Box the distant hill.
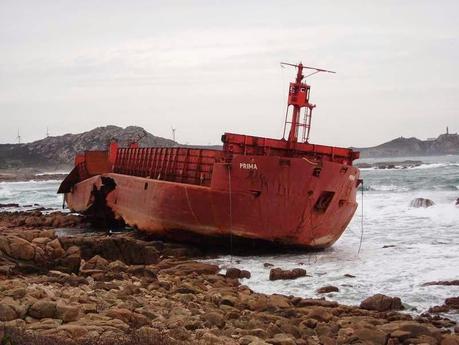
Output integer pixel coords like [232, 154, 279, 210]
[0, 126, 177, 169]
[2, 125, 458, 169]
[356, 133, 459, 158]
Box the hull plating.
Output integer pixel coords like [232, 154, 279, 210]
[65, 155, 359, 248]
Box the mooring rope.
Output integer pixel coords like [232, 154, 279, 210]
[228, 165, 233, 263]
[358, 180, 364, 254]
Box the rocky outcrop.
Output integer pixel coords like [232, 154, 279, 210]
[0, 211, 83, 229]
[357, 133, 459, 158]
[316, 286, 339, 294]
[423, 280, 459, 286]
[269, 267, 307, 281]
[0, 213, 458, 345]
[225, 267, 251, 279]
[360, 294, 403, 312]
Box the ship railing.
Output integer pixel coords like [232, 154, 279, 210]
[113, 147, 224, 186]
[222, 132, 359, 164]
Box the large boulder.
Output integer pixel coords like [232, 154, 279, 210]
[81, 255, 109, 271]
[360, 294, 403, 311]
[269, 268, 306, 281]
[410, 198, 435, 208]
[160, 261, 219, 275]
[45, 238, 65, 259]
[0, 302, 18, 321]
[316, 285, 339, 294]
[445, 296, 459, 309]
[225, 267, 251, 279]
[0, 236, 36, 260]
[55, 246, 81, 273]
[56, 302, 80, 322]
[29, 300, 57, 319]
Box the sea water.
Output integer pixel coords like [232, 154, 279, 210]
[0, 156, 458, 318]
[205, 155, 459, 319]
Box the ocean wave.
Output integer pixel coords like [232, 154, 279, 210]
[35, 171, 69, 176]
[358, 162, 459, 171]
[361, 184, 409, 192]
[0, 179, 61, 185]
[407, 162, 459, 170]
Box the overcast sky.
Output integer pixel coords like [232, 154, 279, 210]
[1, 0, 458, 147]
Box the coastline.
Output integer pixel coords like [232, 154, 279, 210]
[0, 211, 458, 344]
[0, 169, 68, 183]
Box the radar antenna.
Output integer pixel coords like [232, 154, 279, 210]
[281, 62, 335, 143]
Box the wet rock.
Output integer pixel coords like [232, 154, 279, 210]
[226, 267, 251, 279]
[160, 261, 219, 275]
[344, 274, 356, 278]
[269, 268, 306, 281]
[360, 294, 403, 311]
[264, 263, 274, 268]
[423, 280, 459, 286]
[445, 297, 459, 309]
[59, 235, 161, 265]
[410, 198, 435, 208]
[0, 203, 19, 208]
[428, 305, 450, 313]
[316, 285, 339, 294]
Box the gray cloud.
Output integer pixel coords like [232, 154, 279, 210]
[1, 0, 458, 146]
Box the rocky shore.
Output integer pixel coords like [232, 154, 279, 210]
[1, 211, 458, 345]
[0, 169, 68, 183]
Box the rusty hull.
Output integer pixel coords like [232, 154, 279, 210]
[65, 154, 359, 249]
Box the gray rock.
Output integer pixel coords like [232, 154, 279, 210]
[410, 198, 435, 208]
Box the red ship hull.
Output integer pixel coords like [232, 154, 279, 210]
[60, 134, 360, 248]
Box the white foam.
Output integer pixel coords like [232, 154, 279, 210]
[0, 180, 62, 210]
[35, 171, 69, 176]
[369, 184, 409, 192]
[202, 160, 459, 320]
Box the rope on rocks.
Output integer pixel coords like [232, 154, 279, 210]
[358, 180, 364, 254]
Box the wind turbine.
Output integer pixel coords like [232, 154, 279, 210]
[171, 126, 176, 142]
